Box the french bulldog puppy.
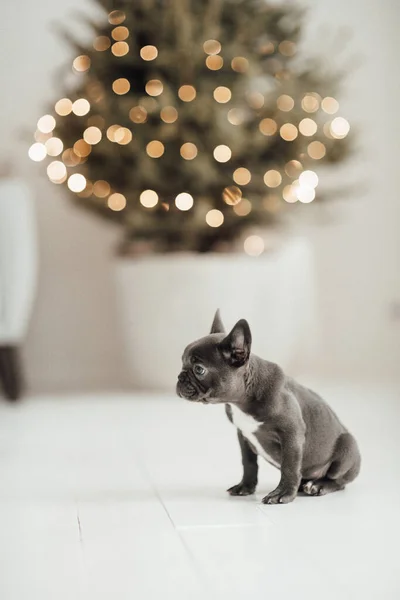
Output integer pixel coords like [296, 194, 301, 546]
[177, 310, 361, 504]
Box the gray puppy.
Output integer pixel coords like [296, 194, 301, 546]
[177, 310, 361, 504]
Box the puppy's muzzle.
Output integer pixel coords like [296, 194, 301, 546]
[177, 370, 199, 400]
[178, 371, 187, 384]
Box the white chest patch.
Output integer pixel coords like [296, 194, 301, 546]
[229, 404, 280, 469]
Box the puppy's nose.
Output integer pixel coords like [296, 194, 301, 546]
[178, 371, 187, 383]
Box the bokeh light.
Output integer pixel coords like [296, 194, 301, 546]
[299, 170, 318, 188]
[129, 106, 148, 123]
[106, 125, 121, 143]
[301, 94, 320, 113]
[108, 10, 126, 25]
[278, 40, 296, 56]
[73, 139, 91, 157]
[180, 143, 198, 160]
[206, 55, 223, 70]
[213, 86, 231, 103]
[246, 92, 264, 110]
[178, 85, 196, 102]
[112, 26, 129, 41]
[283, 184, 298, 203]
[37, 115, 56, 133]
[259, 41, 275, 55]
[55, 98, 72, 116]
[307, 141, 326, 159]
[330, 117, 350, 138]
[93, 36, 111, 51]
[73, 55, 91, 72]
[111, 42, 129, 57]
[47, 161, 66, 182]
[68, 173, 87, 192]
[146, 140, 165, 158]
[114, 127, 132, 145]
[140, 189, 159, 208]
[280, 123, 298, 141]
[277, 95, 294, 111]
[72, 99, 90, 116]
[244, 235, 265, 256]
[323, 122, 333, 139]
[228, 109, 245, 125]
[203, 39, 221, 55]
[299, 118, 317, 136]
[285, 160, 302, 178]
[146, 79, 163, 96]
[233, 199, 252, 216]
[213, 145, 232, 162]
[62, 149, 80, 167]
[45, 137, 63, 156]
[231, 57, 249, 72]
[93, 180, 111, 198]
[83, 126, 102, 145]
[264, 170, 282, 188]
[259, 118, 277, 136]
[223, 186, 242, 205]
[206, 209, 224, 227]
[296, 186, 316, 203]
[175, 192, 194, 211]
[140, 45, 158, 61]
[108, 193, 126, 211]
[113, 78, 130, 95]
[233, 168, 251, 185]
[28, 142, 47, 162]
[321, 97, 339, 114]
[160, 106, 178, 123]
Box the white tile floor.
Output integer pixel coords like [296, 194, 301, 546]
[0, 381, 399, 599]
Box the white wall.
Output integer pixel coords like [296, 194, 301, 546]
[300, 0, 400, 379]
[0, 0, 399, 391]
[1, 0, 128, 391]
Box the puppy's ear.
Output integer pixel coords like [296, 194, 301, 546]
[219, 319, 252, 367]
[210, 309, 225, 334]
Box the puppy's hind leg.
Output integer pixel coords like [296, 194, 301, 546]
[303, 433, 361, 497]
[326, 432, 361, 485]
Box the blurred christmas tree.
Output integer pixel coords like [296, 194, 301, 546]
[30, 0, 352, 254]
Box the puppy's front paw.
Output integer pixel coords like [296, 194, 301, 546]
[227, 482, 257, 496]
[262, 486, 297, 505]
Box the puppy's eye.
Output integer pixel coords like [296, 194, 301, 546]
[194, 365, 206, 376]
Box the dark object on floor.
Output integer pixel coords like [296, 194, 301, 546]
[0, 346, 23, 401]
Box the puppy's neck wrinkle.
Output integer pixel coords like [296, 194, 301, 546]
[244, 355, 284, 403]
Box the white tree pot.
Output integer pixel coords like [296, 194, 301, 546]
[114, 238, 316, 391]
